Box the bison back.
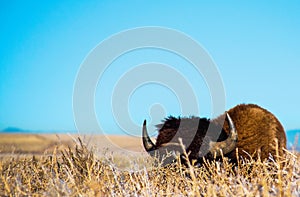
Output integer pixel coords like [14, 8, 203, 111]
[218, 104, 286, 160]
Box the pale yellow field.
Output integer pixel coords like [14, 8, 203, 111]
[0, 134, 299, 196]
[0, 133, 143, 155]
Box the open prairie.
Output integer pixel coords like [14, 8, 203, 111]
[0, 133, 299, 196]
[0, 133, 143, 156]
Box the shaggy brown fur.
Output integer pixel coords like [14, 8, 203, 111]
[153, 104, 286, 163]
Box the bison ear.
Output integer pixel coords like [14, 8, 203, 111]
[209, 113, 238, 157]
[142, 120, 157, 152]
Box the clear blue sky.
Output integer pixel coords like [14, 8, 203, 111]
[0, 1, 299, 135]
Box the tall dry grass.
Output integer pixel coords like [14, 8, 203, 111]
[0, 138, 299, 196]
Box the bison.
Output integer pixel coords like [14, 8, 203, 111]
[142, 104, 286, 165]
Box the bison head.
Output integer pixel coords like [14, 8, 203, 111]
[142, 113, 238, 165]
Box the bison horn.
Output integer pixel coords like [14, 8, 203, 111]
[142, 120, 157, 152]
[209, 113, 238, 157]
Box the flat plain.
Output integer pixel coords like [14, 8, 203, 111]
[0, 133, 143, 156]
[0, 133, 299, 196]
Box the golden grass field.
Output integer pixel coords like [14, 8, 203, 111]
[0, 133, 299, 196]
[0, 133, 143, 155]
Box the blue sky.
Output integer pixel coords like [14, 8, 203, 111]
[0, 1, 299, 135]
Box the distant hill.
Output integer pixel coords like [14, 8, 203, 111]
[1, 127, 26, 133]
[1, 127, 75, 134]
